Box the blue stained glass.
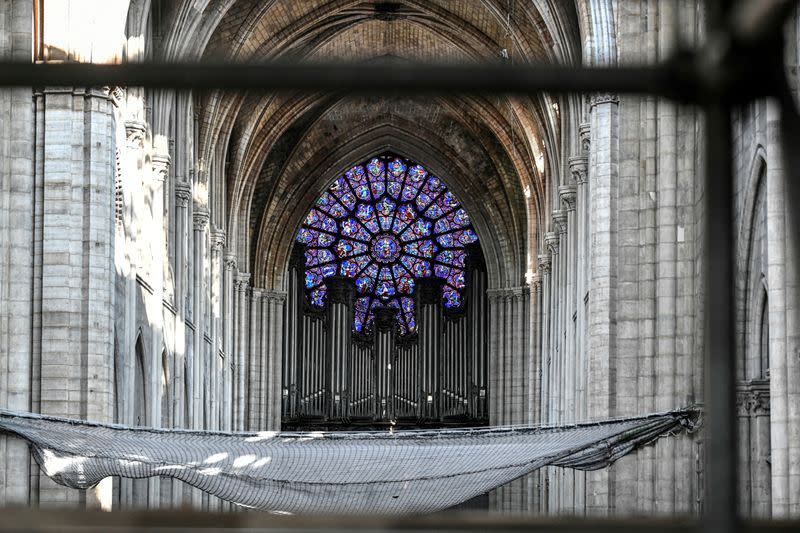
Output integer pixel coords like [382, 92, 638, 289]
[407, 165, 426, 182]
[386, 180, 402, 199]
[310, 287, 326, 307]
[335, 239, 368, 258]
[367, 158, 384, 176]
[296, 154, 478, 332]
[355, 204, 380, 234]
[340, 255, 370, 277]
[424, 203, 444, 219]
[388, 158, 406, 177]
[341, 218, 372, 241]
[305, 248, 335, 267]
[370, 176, 385, 199]
[436, 249, 467, 267]
[443, 288, 461, 308]
[412, 219, 432, 237]
[448, 269, 466, 289]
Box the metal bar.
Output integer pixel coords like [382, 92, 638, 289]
[703, 100, 738, 533]
[0, 61, 700, 100]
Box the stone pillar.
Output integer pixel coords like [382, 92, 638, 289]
[587, 91, 619, 515]
[209, 229, 225, 430]
[264, 290, 287, 430]
[0, 0, 34, 507]
[487, 285, 530, 512]
[248, 288, 263, 430]
[569, 148, 589, 514]
[417, 277, 443, 421]
[234, 272, 251, 431]
[174, 182, 191, 432]
[222, 253, 236, 430]
[34, 87, 117, 507]
[325, 277, 354, 420]
[191, 208, 209, 431]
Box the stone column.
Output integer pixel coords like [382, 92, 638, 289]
[222, 254, 236, 430]
[569, 148, 588, 513]
[191, 208, 209, 431]
[234, 272, 251, 431]
[248, 288, 263, 430]
[325, 277, 355, 420]
[587, 91, 619, 515]
[35, 87, 117, 507]
[209, 229, 225, 430]
[544, 231, 560, 426]
[0, 0, 34, 507]
[264, 290, 287, 430]
[174, 182, 191, 431]
[417, 278, 443, 421]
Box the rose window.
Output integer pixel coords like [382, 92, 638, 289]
[296, 154, 478, 334]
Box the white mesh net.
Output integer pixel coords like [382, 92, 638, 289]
[0, 409, 697, 514]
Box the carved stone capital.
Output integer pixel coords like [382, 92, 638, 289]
[530, 273, 542, 292]
[544, 231, 560, 255]
[250, 288, 264, 302]
[263, 289, 288, 303]
[568, 155, 589, 185]
[417, 276, 445, 306]
[326, 276, 355, 306]
[235, 272, 251, 292]
[558, 184, 577, 211]
[579, 122, 591, 154]
[192, 209, 209, 231]
[223, 253, 237, 271]
[589, 92, 619, 108]
[552, 210, 568, 235]
[151, 153, 170, 183]
[537, 253, 552, 275]
[124, 119, 147, 148]
[175, 182, 191, 207]
[211, 229, 226, 251]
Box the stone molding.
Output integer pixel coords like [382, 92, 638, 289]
[175, 182, 191, 207]
[735, 380, 771, 416]
[544, 231, 560, 255]
[192, 209, 209, 230]
[552, 210, 568, 235]
[486, 286, 530, 302]
[589, 92, 619, 108]
[530, 273, 542, 292]
[262, 289, 288, 303]
[579, 122, 591, 153]
[568, 155, 588, 185]
[250, 288, 264, 302]
[558, 184, 577, 211]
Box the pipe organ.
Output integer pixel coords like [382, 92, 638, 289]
[282, 244, 489, 429]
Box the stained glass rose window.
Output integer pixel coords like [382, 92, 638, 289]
[296, 154, 478, 334]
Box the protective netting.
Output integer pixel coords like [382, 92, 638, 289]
[0, 408, 697, 515]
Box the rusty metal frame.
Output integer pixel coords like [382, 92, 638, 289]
[0, 0, 799, 531]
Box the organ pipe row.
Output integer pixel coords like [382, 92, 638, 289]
[282, 245, 489, 428]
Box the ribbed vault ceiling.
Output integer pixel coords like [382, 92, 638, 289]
[148, 0, 582, 289]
